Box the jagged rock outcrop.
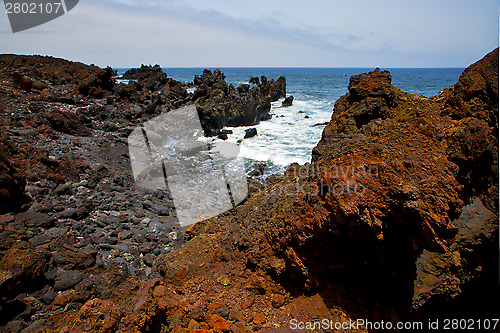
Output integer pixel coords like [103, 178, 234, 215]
[122, 64, 168, 92]
[281, 95, 293, 107]
[159, 48, 499, 327]
[0, 50, 497, 332]
[194, 69, 286, 135]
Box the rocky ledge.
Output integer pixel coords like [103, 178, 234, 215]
[0, 49, 498, 332]
[193, 69, 286, 136]
[0, 54, 285, 332]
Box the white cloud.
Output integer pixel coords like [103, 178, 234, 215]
[0, 0, 497, 67]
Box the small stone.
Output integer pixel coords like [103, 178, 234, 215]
[230, 322, 249, 333]
[198, 322, 210, 330]
[52, 290, 75, 309]
[187, 319, 199, 331]
[252, 313, 266, 325]
[143, 253, 156, 267]
[16, 210, 53, 228]
[240, 296, 254, 310]
[74, 180, 89, 188]
[40, 289, 58, 305]
[141, 241, 158, 254]
[217, 274, 231, 286]
[29, 233, 52, 246]
[208, 314, 232, 332]
[55, 208, 78, 220]
[109, 211, 121, 217]
[53, 270, 86, 292]
[54, 184, 72, 196]
[271, 294, 285, 308]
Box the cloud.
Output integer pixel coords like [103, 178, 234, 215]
[0, 0, 497, 67]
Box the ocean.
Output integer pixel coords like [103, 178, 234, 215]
[117, 68, 464, 176]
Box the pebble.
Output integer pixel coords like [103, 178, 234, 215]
[271, 294, 285, 308]
[143, 253, 156, 267]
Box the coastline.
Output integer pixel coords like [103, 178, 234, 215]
[0, 50, 498, 332]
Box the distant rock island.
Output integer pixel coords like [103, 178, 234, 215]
[0, 49, 498, 332]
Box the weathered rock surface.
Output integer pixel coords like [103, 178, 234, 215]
[0, 131, 26, 213]
[159, 48, 498, 328]
[0, 50, 497, 332]
[194, 69, 286, 135]
[244, 128, 257, 139]
[281, 95, 293, 107]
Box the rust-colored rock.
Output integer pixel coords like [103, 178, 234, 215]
[208, 314, 232, 332]
[0, 49, 496, 332]
[252, 313, 266, 325]
[0, 242, 51, 296]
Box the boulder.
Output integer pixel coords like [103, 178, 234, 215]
[194, 70, 285, 135]
[244, 128, 257, 139]
[281, 95, 294, 107]
[76, 67, 115, 98]
[0, 243, 51, 297]
[45, 110, 90, 136]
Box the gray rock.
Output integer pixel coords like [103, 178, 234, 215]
[16, 210, 53, 228]
[29, 234, 52, 246]
[40, 289, 58, 305]
[54, 183, 72, 196]
[130, 216, 141, 225]
[54, 270, 86, 292]
[55, 208, 78, 219]
[143, 253, 156, 267]
[148, 221, 169, 233]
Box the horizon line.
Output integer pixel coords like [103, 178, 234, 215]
[114, 66, 466, 69]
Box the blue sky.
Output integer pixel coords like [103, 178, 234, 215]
[0, 0, 498, 67]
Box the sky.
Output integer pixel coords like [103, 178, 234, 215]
[0, 0, 498, 68]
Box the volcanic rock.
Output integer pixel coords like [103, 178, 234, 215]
[244, 127, 257, 139]
[0, 132, 26, 214]
[281, 95, 294, 107]
[194, 70, 285, 135]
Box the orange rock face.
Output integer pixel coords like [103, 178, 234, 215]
[0, 49, 497, 332]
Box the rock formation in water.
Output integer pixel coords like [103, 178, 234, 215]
[193, 69, 286, 136]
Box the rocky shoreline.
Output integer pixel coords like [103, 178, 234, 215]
[0, 49, 498, 332]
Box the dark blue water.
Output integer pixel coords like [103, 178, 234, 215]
[116, 67, 464, 174]
[117, 67, 463, 99]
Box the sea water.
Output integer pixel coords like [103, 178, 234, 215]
[117, 68, 464, 176]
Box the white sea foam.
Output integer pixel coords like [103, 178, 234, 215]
[201, 98, 333, 176]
